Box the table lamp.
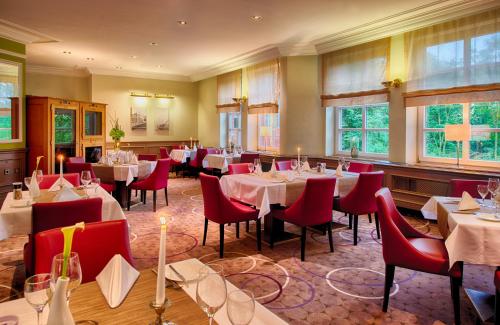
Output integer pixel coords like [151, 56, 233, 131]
[444, 124, 471, 167]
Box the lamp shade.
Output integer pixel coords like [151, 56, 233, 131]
[444, 124, 471, 141]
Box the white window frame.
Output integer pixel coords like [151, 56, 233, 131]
[333, 103, 389, 158]
[418, 103, 500, 168]
[227, 111, 242, 147]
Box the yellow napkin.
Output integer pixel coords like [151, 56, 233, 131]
[458, 191, 480, 211]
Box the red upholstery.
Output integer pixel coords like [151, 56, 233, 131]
[138, 154, 157, 161]
[38, 173, 81, 189]
[65, 162, 116, 193]
[128, 159, 170, 211]
[34, 220, 134, 284]
[161, 147, 182, 167]
[207, 148, 219, 154]
[68, 156, 85, 163]
[375, 188, 462, 323]
[347, 162, 373, 173]
[240, 153, 259, 164]
[24, 198, 102, 276]
[228, 163, 251, 175]
[449, 179, 489, 199]
[276, 160, 292, 171]
[199, 173, 260, 257]
[496, 269, 500, 325]
[496, 269, 500, 291]
[189, 149, 207, 168]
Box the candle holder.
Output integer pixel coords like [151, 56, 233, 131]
[150, 299, 175, 325]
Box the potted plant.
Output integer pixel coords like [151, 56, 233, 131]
[109, 114, 125, 150]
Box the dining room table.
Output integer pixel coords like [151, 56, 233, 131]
[170, 149, 196, 163]
[220, 169, 359, 244]
[0, 185, 126, 241]
[203, 153, 241, 174]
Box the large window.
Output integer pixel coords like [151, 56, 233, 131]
[227, 112, 241, 146]
[419, 102, 499, 165]
[258, 113, 280, 152]
[0, 82, 14, 140]
[336, 103, 389, 156]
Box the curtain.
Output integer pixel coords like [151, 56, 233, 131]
[406, 9, 500, 92]
[321, 38, 390, 107]
[216, 70, 242, 113]
[247, 59, 280, 114]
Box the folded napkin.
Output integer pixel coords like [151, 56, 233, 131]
[48, 177, 75, 192]
[29, 171, 40, 198]
[184, 145, 189, 150]
[335, 164, 343, 177]
[458, 191, 480, 211]
[270, 159, 277, 174]
[302, 161, 311, 171]
[193, 144, 197, 151]
[130, 154, 138, 164]
[255, 164, 263, 175]
[222, 149, 228, 156]
[96, 254, 139, 308]
[52, 187, 81, 202]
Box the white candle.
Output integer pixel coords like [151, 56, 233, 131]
[190, 137, 193, 148]
[156, 217, 167, 305]
[297, 147, 301, 165]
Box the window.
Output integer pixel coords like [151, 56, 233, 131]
[335, 103, 389, 156]
[258, 113, 280, 152]
[227, 112, 241, 146]
[0, 82, 14, 140]
[419, 101, 499, 165]
[54, 109, 76, 144]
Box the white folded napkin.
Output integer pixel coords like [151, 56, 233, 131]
[96, 254, 139, 308]
[255, 164, 263, 175]
[130, 155, 139, 164]
[52, 187, 80, 202]
[222, 149, 227, 157]
[193, 144, 197, 151]
[302, 161, 311, 171]
[335, 164, 343, 177]
[458, 191, 480, 211]
[184, 145, 189, 150]
[270, 159, 277, 174]
[48, 177, 74, 192]
[29, 171, 40, 198]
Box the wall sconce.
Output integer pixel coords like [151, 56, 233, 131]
[381, 78, 402, 89]
[130, 91, 152, 97]
[232, 96, 248, 104]
[154, 93, 175, 99]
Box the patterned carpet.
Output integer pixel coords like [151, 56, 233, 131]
[0, 177, 496, 324]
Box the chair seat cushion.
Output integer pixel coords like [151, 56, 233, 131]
[408, 238, 449, 260]
[170, 160, 182, 166]
[100, 182, 115, 193]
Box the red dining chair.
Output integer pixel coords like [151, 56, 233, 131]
[375, 188, 462, 325]
[270, 178, 336, 261]
[449, 179, 489, 199]
[347, 162, 374, 173]
[68, 156, 85, 163]
[34, 220, 134, 284]
[65, 162, 116, 194]
[276, 160, 292, 171]
[189, 148, 208, 178]
[38, 173, 81, 190]
[161, 147, 183, 174]
[128, 159, 171, 212]
[24, 198, 102, 276]
[228, 163, 251, 175]
[207, 148, 219, 154]
[333, 171, 384, 245]
[199, 173, 261, 258]
[495, 269, 500, 325]
[240, 153, 259, 164]
[138, 154, 157, 161]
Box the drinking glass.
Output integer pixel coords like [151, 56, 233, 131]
[50, 252, 82, 299]
[35, 170, 43, 184]
[291, 159, 298, 172]
[248, 163, 255, 174]
[227, 289, 255, 325]
[488, 178, 499, 207]
[339, 157, 345, 168]
[196, 264, 227, 325]
[344, 160, 351, 172]
[24, 176, 32, 191]
[477, 184, 489, 206]
[91, 178, 101, 194]
[81, 170, 92, 188]
[24, 273, 51, 325]
[253, 159, 261, 174]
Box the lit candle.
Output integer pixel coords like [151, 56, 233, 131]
[58, 154, 63, 179]
[297, 147, 301, 165]
[190, 137, 193, 148]
[156, 216, 167, 305]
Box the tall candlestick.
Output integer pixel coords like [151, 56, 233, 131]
[58, 155, 63, 179]
[156, 217, 167, 305]
[297, 147, 301, 165]
[190, 137, 193, 149]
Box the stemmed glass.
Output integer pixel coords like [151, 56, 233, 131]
[300, 156, 308, 170]
[488, 178, 499, 208]
[291, 159, 298, 172]
[81, 170, 92, 188]
[91, 178, 101, 195]
[253, 159, 261, 174]
[248, 163, 255, 174]
[24, 177, 32, 191]
[339, 157, 346, 169]
[24, 273, 52, 325]
[196, 264, 227, 325]
[227, 289, 255, 325]
[344, 160, 351, 172]
[477, 184, 489, 206]
[50, 252, 82, 300]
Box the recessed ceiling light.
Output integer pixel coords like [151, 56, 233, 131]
[130, 55, 138, 59]
[250, 15, 263, 22]
[149, 42, 158, 46]
[177, 20, 187, 25]
[114, 65, 123, 70]
[85, 57, 94, 61]
[63, 51, 72, 54]
[157, 65, 162, 68]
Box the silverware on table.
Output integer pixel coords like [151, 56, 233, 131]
[169, 265, 188, 288]
[151, 268, 181, 289]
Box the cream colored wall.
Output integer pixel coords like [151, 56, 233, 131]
[90, 74, 198, 142]
[26, 73, 91, 101]
[196, 76, 220, 147]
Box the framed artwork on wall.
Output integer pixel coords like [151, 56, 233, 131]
[155, 107, 170, 133]
[130, 105, 147, 130]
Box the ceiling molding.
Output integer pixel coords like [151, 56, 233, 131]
[26, 65, 90, 77]
[278, 43, 317, 57]
[0, 19, 59, 44]
[0, 48, 26, 59]
[314, 0, 500, 54]
[87, 67, 191, 82]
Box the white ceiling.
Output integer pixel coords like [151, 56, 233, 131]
[0, 0, 497, 81]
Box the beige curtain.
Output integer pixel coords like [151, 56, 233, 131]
[321, 38, 390, 107]
[216, 70, 242, 113]
[247, 59, 280, 114]
[406, 9, 500, 92]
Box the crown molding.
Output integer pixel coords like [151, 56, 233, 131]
[278, 43, 317, 56]
[87, 67, 190, 82]
[26, 65, 90, 77]
[314, 0, 500, 54]
[0, 19, 59, 44]
[0, 48, 26, 59]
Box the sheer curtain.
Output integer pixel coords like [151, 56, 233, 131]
[247, 59, 280, 114]
[406, 9, 500, 92]
[216, 70, 242, 113]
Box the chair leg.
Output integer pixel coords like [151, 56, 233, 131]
[450, 276, 461, 325]
[142, 190, 146, 204]
[246, 220, 250, 232]
[269, 216, 274, 249]
[256, 218, 262, 252]
[368, 213, 372, 223]
[382, 264, 395, 312]
[300, 227, 307, 261]
[353, 215, 359, 246]
[127, 188, 132, 211]
[135, 189, 138, 197]
[202, 218, 208, 246]
[327, 222, 334, 252]
[235, 222, 240, 239]
[164, 188, 168, 206]
[348, 214, 352, 229]
[153, 190, 157, 212]
[375, 212, 381, 239]
[219, 224, 224, 258]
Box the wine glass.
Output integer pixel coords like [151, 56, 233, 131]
[344, 160, 351, 172]
[227, 289, 255, 325]
[24, 273, 51, 325]
[477, 184, 489, 206]
[24, 176, 32, 191]
[339, 157, 345, 168]
[91, 177, 101, 195]
[253, 159, 261, 174]
[488, 178, 499, 207]
[196, 264, 227, 325]
[35, 170, 43, 184]
[291, 159, 298, 172]
[50, 252, 82, 299]
[81, 170, 92, 188]
[248, 163, 255, 174]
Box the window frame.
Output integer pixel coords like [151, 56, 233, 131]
[257, 113, 280, 153]
[226, 111, 242, 147]
[0, 59, 22, 144]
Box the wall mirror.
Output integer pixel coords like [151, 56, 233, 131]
[0, 59, 22, 143]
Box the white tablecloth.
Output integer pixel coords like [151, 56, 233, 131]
[170, 149, 195, 163]
[0, 187, 126, 241]
[220, 170, 358, 218]
[202, 154, 240, 173]
[92, 161, 156, 186]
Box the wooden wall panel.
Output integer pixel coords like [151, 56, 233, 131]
[0, 149, 26, 204]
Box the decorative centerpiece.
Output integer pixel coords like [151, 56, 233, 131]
[109, 114, 125, 151]
[350, 137, 359, 158]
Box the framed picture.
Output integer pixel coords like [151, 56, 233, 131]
[130, 105, 147, 130]
[155, 107, 170, 133]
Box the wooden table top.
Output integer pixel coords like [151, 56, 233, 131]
[69, 269, 210, 324]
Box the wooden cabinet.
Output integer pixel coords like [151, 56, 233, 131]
[26, 96, 107, 175]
